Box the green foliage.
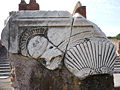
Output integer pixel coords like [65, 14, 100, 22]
[116, 33, 120, 40]
[107, 37, 116, 39]
[108, 33, 120, 40]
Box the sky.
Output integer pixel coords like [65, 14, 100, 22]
[0, 0, 120, 37]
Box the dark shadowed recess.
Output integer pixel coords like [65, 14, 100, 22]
[29, 61, 114, 90]
[114, 87, 120, 90]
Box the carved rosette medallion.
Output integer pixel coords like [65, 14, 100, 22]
[19, 27, 48, 58]
[27, 35, 48, 58]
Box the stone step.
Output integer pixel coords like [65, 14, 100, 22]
[0, 66, 10, 69]
[0, 76, 9, 79]
[114, 64, 120, 66]
[0, 83, 13, 90]
[0, 62, 10, 66]
[114, 67, 120, 69]
[114, 63, 120, 65]
[114, 66, 120, 69]
[114, 68, 120, 73]
[0, 83, 12, 86]
[115, 60, 120, 63]
[0, 69, 11, 72]
[0, 77, 14, 90]
[0, 59, 13, 89]
[0, 87, 14, 90]
[115, 58, 120, 60]
[0, 59, 9, 61]
[0, 63, 10, 67]
[0, 63, 10, 65]
[0, 60, 9, 62]
[0, 60, 10, 63]
[0, 72, 10, 74]
[0, 72, 10, 77]
[0, 61, 10, 63]
[0, 78, 11, 83]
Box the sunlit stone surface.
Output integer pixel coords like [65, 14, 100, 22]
[1, 10, 117, 90]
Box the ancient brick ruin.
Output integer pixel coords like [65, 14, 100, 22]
[19, 0, 39, 10]
[72, 1, 86, 18]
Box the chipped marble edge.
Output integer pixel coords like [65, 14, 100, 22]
[10, 10, 72, 18]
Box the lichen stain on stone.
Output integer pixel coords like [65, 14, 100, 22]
[63, 84, 67, 90]
[74, 78, 79, 90]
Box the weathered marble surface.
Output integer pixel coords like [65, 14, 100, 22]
[1, 11, 117, 80]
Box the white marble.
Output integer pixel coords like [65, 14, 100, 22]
[65, 40, 116, 79]
[40, 42, 63, 70]
[114, 74, 120, 87]
[47, 27, 71, 47]
[11, 11, 72, 18]
[27, 36, 48, 58]
[1, 11, 117, 74]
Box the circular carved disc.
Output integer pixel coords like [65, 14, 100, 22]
[27, 36, 48, 58]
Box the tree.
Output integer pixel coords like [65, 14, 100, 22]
[116, 33, 120, 40]
[108, 33, 120, 40]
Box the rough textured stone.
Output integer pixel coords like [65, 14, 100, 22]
[115, 87, 120, 90]
[10, 53, 80, 90]
[0, 42, 7, 60]
[79, 74, 114, 90]
[1, 10, 117, 89]
[9, 53, 114, 90]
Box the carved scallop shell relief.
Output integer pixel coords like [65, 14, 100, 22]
[64, 40, 117, 79]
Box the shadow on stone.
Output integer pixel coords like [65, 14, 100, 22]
[114, 87, 120, 90]
[79, 74, 114, 90]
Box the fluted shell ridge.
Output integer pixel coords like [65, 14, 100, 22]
[64, 40, 116, 79]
